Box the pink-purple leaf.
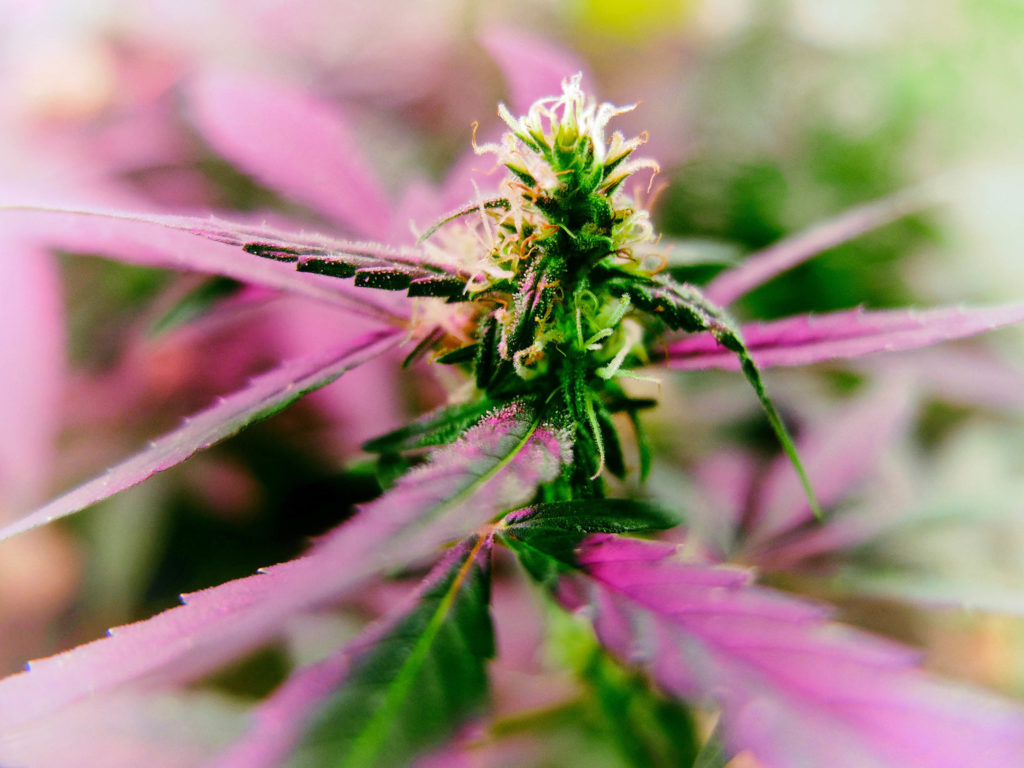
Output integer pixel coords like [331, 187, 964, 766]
[554, 534, 1024, 768]
[187, 70, 393, 240]
[0, 204, 410, 324]
[212, 535, 493, 768]
[704, 182, 948, 306]
[745, 376, 917, 549]
[0, 328, 403, 542]
[666, 304, 1024, 371]
[0, 402, 566, 734]
[0, 690, 246, 768]
[0, 241, 64, 517]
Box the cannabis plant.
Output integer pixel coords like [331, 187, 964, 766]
[2, 73, 1024, 767]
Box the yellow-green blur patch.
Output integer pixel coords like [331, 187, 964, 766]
[571, 0, 693, 40]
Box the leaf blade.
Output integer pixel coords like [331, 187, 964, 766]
[546, 534, 1024, 768]
[187, 70, 393, 240]
[665, 304, 1024, 371]
[211, 536, 494, 768]
[0, 402, 567, 736]
[0, 328, 403, 542]
[704, 181, 948, 306]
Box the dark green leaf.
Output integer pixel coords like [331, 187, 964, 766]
[148, 276, 243, 336]
[291, 536, 494, 768]
[583, 648, 700, 768]
[361, 400, 494, 454]
[354, 267, 413, 291]
[406, 275, 466, 298]
[501, 498, 679, 580]
[435, 344, 478, 365]
[295, 256, 358, 278]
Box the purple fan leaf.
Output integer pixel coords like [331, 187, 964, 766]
[557, 534, 1024, 768]
[187, 70, 393, 240]
[704, 181, 949, 306]
[0, 205, 411, 324]
[0, 690, 246, 768]
[666, 304, 1024, 371]
[0, 403, 566, 733]
[745, 375, 917, 548]
[0, 328, 403, 542]
[0, 242, 64, 516]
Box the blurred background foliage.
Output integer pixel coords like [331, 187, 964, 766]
[3, 0, 1024, 763]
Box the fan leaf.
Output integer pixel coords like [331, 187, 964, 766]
[539, 534, 1024, 768]
[0, 328, 403, 542]
[212, 536, 494, 768]
[0, 401, 567, 738]
[666, 304, 1024, 371]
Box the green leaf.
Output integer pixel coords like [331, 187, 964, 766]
[290, 536, 494, 768]
[582, 649, 700, 768]
[361, 400, 494, 454]
[500, 498, 679, 582]
[693, 723, 732, 768]
[148, 276, 243, 336]
[605, 268, 821, 518]
[711, 321, 822, 519]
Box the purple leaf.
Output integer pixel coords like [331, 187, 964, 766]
[559, 535, 1024, 768]
[208, 634, 352, 768]
[666, 304, 1024, 370]
[0, 328, 403, 542]
[878, 346, 1024, 410]
[746, 376, 917, 548]
[0, 205, 410, 324]
[0, 690, 246, 768]
[0, 402, 567, 732]
[704, 182, 948, 306]
[187, 70, 392, 239]
[211, 535, 493, 768]
[0, 242, 64, 516]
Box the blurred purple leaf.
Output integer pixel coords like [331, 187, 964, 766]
[0, 205, 410, 324]
[557, 534, 1024, 768]
[0, 328, 402, 542]
[0, 402, 566, 734]
[747, 376, 917, 547]
[0, 242, 64, 517]
[187, 70, 393, 239]
[666, 304, 1024, 371]
[0, 690, 246, 768]
[704, 182, 949, 306]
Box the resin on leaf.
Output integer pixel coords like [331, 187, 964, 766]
[2, 73, 1024, 768]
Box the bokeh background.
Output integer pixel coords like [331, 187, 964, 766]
[3, 0, 1024, 763]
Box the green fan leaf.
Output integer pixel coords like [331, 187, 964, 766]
[291, 536, 494, 768]
[362, 400, 495, 454]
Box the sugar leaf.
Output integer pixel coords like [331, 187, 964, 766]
[362, 399, 496, 454]
[0, 205, 410, 324]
